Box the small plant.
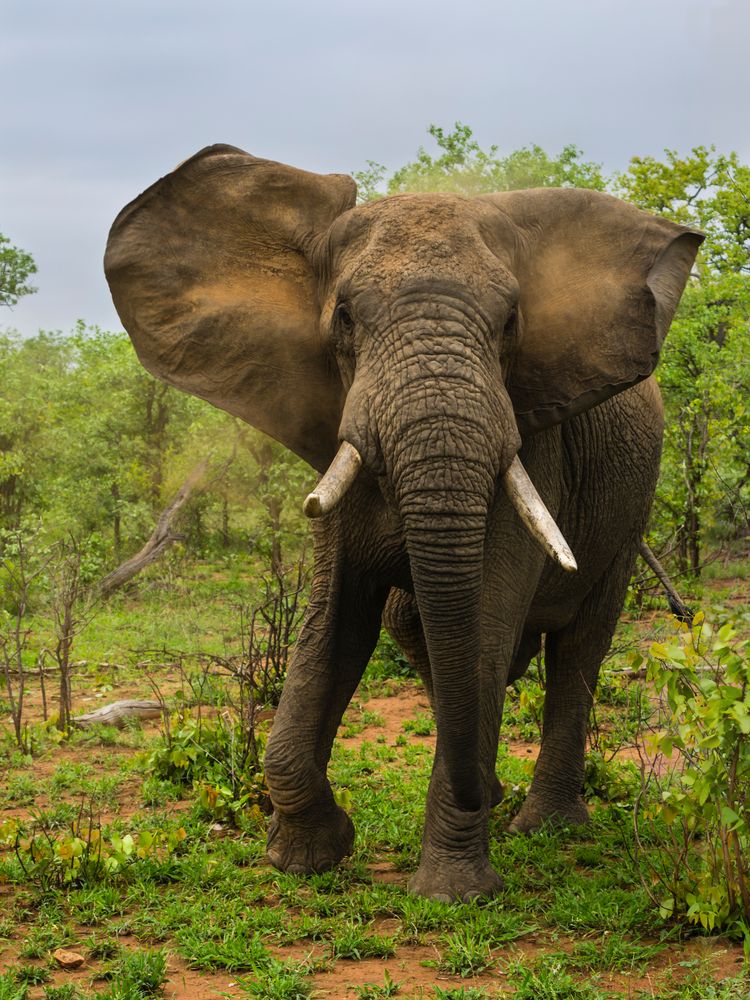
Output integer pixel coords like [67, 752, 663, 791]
[43, 986, 82, 1000]
[11, 802, 186, 890]
[355, 970, 400, 997]
[0, 970, 28, 1000]
[141, 709, 270, 825]
[507, 957, 601, 999]
[329, 926, 396, 960]
[0, 528, 51, 751]
[17, 922, 74, 960]
[138, 564, 303, 827]
[235, 958, 312, 999]
[13, 967, 50, 986]
[438, 925, 494, 977]
[100, 948, 167, 998]
[85, 934, 122, 960]
[402, 712, 434, 736]
[582, 749, 638, 803]
[633, 611, 750, 939]
[367, 630, 415, 681]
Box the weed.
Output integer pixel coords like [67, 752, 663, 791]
[355, 969, 401, 997]
[564, 934, 663, 972]
[402, 712, 434, 736]
[439, 925, 495, 977]
[85, 933, 122, 960]
[100, 948, 167, 997]
[5, 773, 36, 805]
[176, 924, 270, 971]
[329, 926, 396, 960]
[582, 750, 639, 803]
[18, 924, 74, 959]
[507, 955, 604, 998]
[13, 966, 50, 986]
[365, 630, 415, 681]
[234, 958, 312, 998]
[11, 802, 186, 890]
[43, 986, 82, 1000]
[0, 971, 28, 1000]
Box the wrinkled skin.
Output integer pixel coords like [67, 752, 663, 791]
[105, 146, 702, 901]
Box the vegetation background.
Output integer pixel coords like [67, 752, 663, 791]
[0, 126, 749, 999]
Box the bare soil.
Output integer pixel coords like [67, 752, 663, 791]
[1, 678, 747, 997]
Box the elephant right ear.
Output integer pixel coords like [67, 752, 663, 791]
[479, 189, 703, 435]
[105, 145, 356, 472]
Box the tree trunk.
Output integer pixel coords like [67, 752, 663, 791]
[98, 458, 209, 597]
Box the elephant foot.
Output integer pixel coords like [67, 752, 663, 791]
[508, 791, 590, 835]
[266, 804, 354, 874]
[408, 857, 503, 902]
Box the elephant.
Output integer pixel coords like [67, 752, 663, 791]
[105, 144, 702, 902]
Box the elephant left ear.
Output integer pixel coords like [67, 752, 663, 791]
[479, 189, 704, 434]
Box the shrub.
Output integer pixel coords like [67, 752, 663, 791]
[4, 804, 185, 890]
[633, 611, 750, 939]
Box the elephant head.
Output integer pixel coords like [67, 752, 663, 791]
[105, 144, 702, 812]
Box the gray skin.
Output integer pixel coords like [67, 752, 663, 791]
[104, 145, 702, 902]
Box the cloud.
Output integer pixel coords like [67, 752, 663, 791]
[2, 0, 745, 335]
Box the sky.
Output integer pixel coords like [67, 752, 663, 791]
[2, 0, 748, 337]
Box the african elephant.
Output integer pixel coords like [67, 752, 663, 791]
[105, 145, 702, 901]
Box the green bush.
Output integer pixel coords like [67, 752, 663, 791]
[140, 710, 270, 825]
[2, 809, 186, 890]
[633, 611, 750, 938]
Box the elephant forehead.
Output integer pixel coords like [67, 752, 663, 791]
[330, 195, 511, 291]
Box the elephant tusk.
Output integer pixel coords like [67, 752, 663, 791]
[303, 442, 363, 518]
[503, 456, 578, 573]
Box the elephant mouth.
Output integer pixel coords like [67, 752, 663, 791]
[303, 441, 577, 573]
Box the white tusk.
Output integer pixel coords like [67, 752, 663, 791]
[503, 456, 577, 573]
[303, 442, 362, 518]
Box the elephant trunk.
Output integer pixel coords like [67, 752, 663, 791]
[400, 495, 488, 811]
[376, 351, 511, 813]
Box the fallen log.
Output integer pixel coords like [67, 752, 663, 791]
[71, 699, 163, 728]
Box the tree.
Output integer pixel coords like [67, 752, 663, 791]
[377, 122, 607, 196]
[0, 233, 37, 307]
[618, 148, 750, 573]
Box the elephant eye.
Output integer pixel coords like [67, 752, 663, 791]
[502, 309, 517, 340]
[335, 303, 354, 334]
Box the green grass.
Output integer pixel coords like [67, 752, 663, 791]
[1, 563, 749, 997]
[0, 971, 28, 1000]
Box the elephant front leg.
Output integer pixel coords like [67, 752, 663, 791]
[408, 652, 508, 902]
[265, 570, 385, 874]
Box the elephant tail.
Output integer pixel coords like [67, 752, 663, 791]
[638, 540, 694, 626]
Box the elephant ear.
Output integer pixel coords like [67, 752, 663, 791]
[480, 189, 704, 434]
[105, 144, 356, 472]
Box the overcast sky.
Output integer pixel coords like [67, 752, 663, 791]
[2, 0, 747, 337]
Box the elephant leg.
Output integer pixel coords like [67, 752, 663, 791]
[509, 543, 638, 834]
[383, 587, 504, 808]
[409, 644, 508, 901]
[508, 629, 542, 685]
[383, 587, 434, 700]
[265, 555, 386, 874]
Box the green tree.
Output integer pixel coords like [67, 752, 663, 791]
[0, 232, 37, 307]
[618, 148, 750, 573]
[384, 122, 607, 196]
